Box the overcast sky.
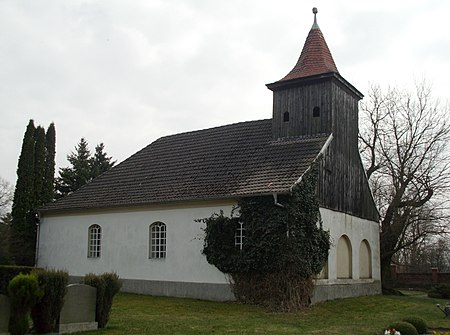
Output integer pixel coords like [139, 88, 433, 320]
[1, 0, 449, 186]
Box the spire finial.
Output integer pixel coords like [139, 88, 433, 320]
[312, 7, 319, 30]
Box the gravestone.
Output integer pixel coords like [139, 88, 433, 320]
[0, 294, 10, 335]
[59, 284, 98, 334]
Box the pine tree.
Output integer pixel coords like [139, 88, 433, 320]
[56, 138, 92, 197]
[11, 120, 37, 265]
[56, 138, 115, 198]
[42, 123, 56, 204]
[91, 143, 116, 179]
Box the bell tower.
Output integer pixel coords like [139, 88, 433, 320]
[267, 8, 363, 154]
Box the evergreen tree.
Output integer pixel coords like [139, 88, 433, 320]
[10, 120, 57, 265]
[56, 138, 115, 198]
[42, 123, 56, 204]
[34, 126, 46, 206]
[91, 143, 116, 179]
[11, 120, 37, 265]
[56, 138, 91, 197]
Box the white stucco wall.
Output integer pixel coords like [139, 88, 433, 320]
[319, 207, 381, 283]
[37, 202, 380, 291]
[37, 201, 236, 284]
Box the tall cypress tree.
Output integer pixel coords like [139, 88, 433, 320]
[11, 120, 57, 265]
[11, 120, 37, 265]
[34, 126, 46, 207]
[42, 123, 56, 204]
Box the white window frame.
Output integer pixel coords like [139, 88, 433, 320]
[88, 224, 101, 258]
[149, 222, 167, 259]
[234, 221, 245, 250]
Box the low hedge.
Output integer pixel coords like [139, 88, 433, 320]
[0, 265, 35, 295]
[387, 321, 418, 335]
[31, 269, 69, 333]
[428, 284, 450, 299]
[8, 273, 43, 335]
[402, 316, 427, 334]
[84, 272, 122, 328]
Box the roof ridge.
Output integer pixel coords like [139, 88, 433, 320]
[157, 118, 271, 141]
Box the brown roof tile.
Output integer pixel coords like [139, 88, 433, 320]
[40, 120, 329, 213]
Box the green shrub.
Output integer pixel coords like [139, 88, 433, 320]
[388, 321, 419, 335]
[402, 316, 427, 334]
[84, 272, 122, 328]
[0, 265, 34, 295]
[31, 269, 68, 333]
[428, 284, 450, 299]
[8, 273, 43, 335]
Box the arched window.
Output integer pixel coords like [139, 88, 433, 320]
[283, 111, 290, 122]
[337, 235, 352, 279]
[359, 239, 372, 279]
[149, 222, 167, 259]
[88, 224, 101, 258]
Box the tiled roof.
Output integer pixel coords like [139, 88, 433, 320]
[40, 120, 329, 213]
[278, 24, 338, 82]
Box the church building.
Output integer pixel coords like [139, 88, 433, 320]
[38, 8, 381, 303]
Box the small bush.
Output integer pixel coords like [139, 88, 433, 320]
[428, 284, 450, 299]
[84, 272, 122, 328]
[388, 321, 419, 335]
[8, 273, 43, 335]
[402, 316, 427, 334]
[31, 269, 69, 333]
[0, 265, 34, 295]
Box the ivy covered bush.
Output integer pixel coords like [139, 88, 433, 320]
[201, 162, 330, 311]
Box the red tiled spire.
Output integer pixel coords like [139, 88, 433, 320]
[279, 8, 338, 82]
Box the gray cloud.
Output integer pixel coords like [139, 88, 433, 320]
[1, 0, 449, 186]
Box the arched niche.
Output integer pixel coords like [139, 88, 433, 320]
[359, 239, 372, 279]
[337, 235, 352, 279]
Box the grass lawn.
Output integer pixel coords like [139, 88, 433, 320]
[79, 292, 450, 335]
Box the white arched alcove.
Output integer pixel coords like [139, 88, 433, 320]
[359, 239, 372, 279]
[337, 235, 352, 279]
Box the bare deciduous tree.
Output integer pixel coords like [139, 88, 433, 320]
[359, 82, 450, 285]
[0, 177, 13, 217]
[0, 177, 13, 264]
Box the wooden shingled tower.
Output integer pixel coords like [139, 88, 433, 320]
[267, 8, 378, 221]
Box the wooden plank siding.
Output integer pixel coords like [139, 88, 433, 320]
[272, 80, 332, 139]
[318, 80, 379, 221]
[270, 75, 379, 222]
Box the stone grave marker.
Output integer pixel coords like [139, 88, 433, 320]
[59, 284, 98, 334]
